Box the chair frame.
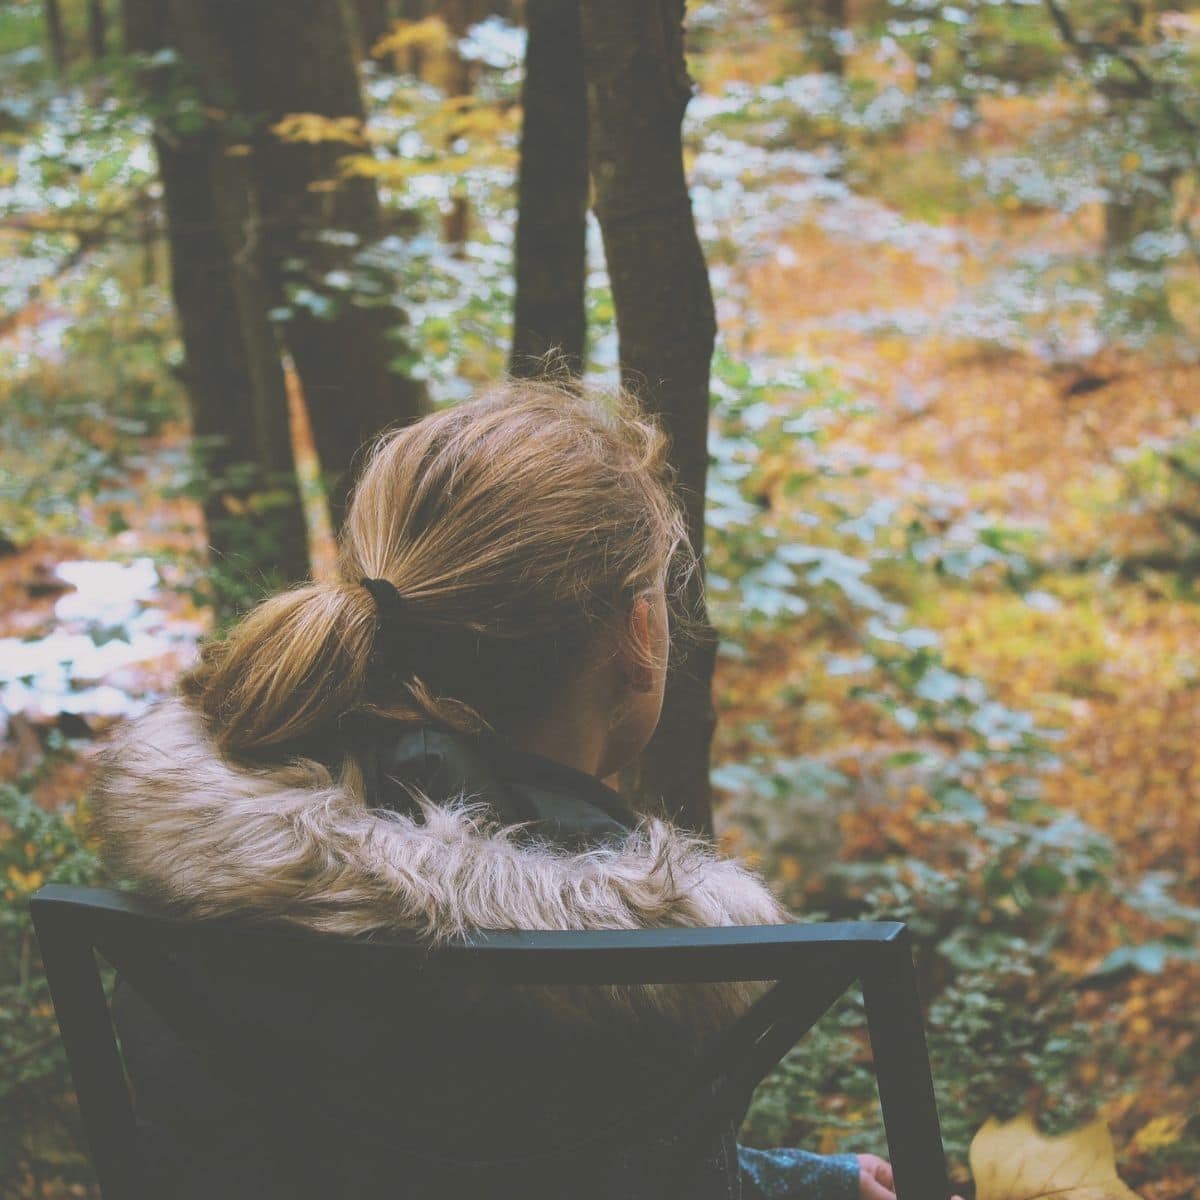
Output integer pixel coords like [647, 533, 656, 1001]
[31, 883, 950, 1200]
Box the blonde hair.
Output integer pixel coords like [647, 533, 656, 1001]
[183, 378, 698, 763]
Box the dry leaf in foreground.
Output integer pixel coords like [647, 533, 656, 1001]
[969, 1114, 1142, 1200]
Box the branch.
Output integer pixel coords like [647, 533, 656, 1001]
[0, 234, 96, 338]
[0, 190, 162, 337]
[1042, 0, 1198, 133]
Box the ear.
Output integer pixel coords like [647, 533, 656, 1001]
[621, 595, 654, 693]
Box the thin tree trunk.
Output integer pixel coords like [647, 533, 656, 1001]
[208, 0, 428, 524]
[354, 0, 392, 58]
[439, 0, 477, 252]
[87, 0, 107, 59]
[812, 0, 846, 75]
[397, 0, 428, 76]
[786, 0, 847, 75]
[45, 0, 66, 72]
[122, 0, 310, 608]
[1103, 164, 1178, 333]
[581, 0, 718, 834]
[510, 0, 588, 376]
[1096, 61, 1178, 335]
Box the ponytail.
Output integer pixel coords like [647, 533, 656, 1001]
[182, 583, 375, 758]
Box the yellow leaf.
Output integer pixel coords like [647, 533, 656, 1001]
[778, 854, 802, 884]
[373, 16, 451, 56]
[270, 113, 366, 147]
[970, 1114, 1142, 1200]
[1131, 1115, 1184, 1154]
[6, 866, 45, 893]
[1121, 152, 1141, 173]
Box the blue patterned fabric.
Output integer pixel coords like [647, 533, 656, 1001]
[737, 1143, 861, 1199]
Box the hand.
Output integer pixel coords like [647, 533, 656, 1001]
[855, 1155, 966, 1200]
[856, 1155, 895, 1200]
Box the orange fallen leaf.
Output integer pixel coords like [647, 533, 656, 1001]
[970, 1114, 1141, 1200]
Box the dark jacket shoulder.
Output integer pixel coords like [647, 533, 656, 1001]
[353, 719, 640, 850]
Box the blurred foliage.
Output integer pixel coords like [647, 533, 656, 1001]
[702, 348, 1167, 1164]
[0, 750, 101, 1193]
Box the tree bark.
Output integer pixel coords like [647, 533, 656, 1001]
[45, 0, 67, 72]
[784, 0, 846, 75]
[354, 0, 393, 58]
[121, 0, 310, 608]
[812, 0, 846, 76]
[157, 130, 312, 603]
[207, 0, 428, 523]
[1103, 164, 1178, 333]
[437, 0, 479, 252]
[510, 0, 588, 377]
[581, 0, 718, 834]
[397, 0, 429, 76]
[88, 0, 107, 59]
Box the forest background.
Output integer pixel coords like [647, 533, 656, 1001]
[1, 0, 1198, 1196]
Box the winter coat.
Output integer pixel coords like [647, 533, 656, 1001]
[90, 699, 860, 1200]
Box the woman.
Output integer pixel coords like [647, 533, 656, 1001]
[92, 380, 918, 1199]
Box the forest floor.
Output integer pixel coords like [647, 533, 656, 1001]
[699, 39, 1199, 1199]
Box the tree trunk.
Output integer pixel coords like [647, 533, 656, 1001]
[510, 0, 588, 377]
[438, 0, 478, 253]
[785, 0, 846, 75]
[207, 0, 428, 523]
[397, 0, 428, 76]
[812, 0, 846, 76]
[87, 0, 107, 59]
[354, 0, 393, 58]
[45, 0, 67, 72]
[581, 0, 718, 834]
[157, 130, 312, 607]
[122, 0, 310, 610]
[1103, 165, 1179, 334]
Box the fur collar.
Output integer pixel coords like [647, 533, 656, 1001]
[90, 698, 794, 1045]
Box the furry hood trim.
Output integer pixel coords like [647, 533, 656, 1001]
[89, 698, 794, 1042]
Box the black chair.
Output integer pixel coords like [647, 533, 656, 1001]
[31, 883, 950, 1200]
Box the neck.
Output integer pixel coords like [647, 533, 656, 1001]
[511, 702, 610, 779]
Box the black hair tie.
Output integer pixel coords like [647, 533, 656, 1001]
[360, 576, 408, 625]
[360, 577, 412, 694]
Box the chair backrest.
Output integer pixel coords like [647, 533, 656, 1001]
[31, 884, 950, 1200]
